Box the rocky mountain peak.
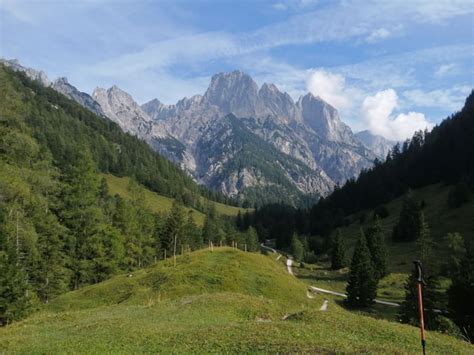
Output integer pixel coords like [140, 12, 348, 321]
[51, 77, 104, 116]
[93, 85, 153, 136]
[204, 70, 260, 117]
[54, 77, 69, 85]
[1, 58, 51, 86]
[297, 93, 353, 143]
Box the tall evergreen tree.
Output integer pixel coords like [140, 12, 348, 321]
[400, 215, 440, 329]
[330, 230, 345, 270]
[0, 240, 32, 325]
[183, 211, 202, 251]
[346, 230, 378, 308]
[365, 217, 388, 280]
[399, 267, 441, 330]
[392, 191, 421, 242]
[162, 200, 185, 264]
[290, 234, 304, 262]
[448, 242, 474, 342]
[244, 227, 259, 252]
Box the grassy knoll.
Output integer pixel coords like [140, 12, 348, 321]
[104, 174, 249, 226]
[1, 248, 471, 353]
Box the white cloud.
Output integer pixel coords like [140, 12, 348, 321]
[403, 86, 471, 111]
[306, 70, 351, 110]
[272, 3, 288, 11]
[362, 89, 434, 141]
[365, 28, 392, 43]
[434, 63, 458, 77]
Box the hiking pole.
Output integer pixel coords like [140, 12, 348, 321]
[413, 260, 426, 355]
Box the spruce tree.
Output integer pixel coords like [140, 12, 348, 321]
[399, 267, 441, 330]
[290, 234, 304, 262]
[330, 230, 345, 270]
[244, 227, 259, 252]
[448, 243, 474, 341]
[0, 244, 31, 325]
[162, 200, 185, 264]
[184, 211, 202, 250]
[392, 190, 421, 242]
[400, 214, 440, 329]
[365, 217, 388, 280]
[346, 230, 378, 308]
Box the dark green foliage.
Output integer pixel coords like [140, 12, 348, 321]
[399, 270, 441, 330]
[392, 191, 421, 242]
[161, 200, 186, 257]
[373, 205, 389, 219]
[444, 233, 466, 277]
[244, 227, 259, 252]
[448, 182, 471, 208]
[330, 230, 345, 270]
[0, 245, 32, 326]
[184, 211, 203, 251]
[415, 213, 436, 274]
[290, 234, 304, 262]
[346, 231, 378, 308]
[365, 217, 387, 280]
[448, 243, 474, 342]
[400, 217, 440, 330]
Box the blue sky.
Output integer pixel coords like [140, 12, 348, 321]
[1, 0, 473, 139]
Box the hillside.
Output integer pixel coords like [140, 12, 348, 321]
[0, 248, 471, 353]
[334, 183, 474, 273]
[103, 174, 248, 226]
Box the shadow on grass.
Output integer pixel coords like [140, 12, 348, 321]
[334, 298, 400, 322]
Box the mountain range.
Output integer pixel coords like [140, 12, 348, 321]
[1, 58, 395, 206]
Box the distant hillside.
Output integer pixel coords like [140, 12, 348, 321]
[103, 174, 248, 226]
[309, 90, 474, 236]
[0, 248, 471, 353]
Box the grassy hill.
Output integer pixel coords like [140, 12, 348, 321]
[104, 174, 248, 226]
[1, 248, 471, 353]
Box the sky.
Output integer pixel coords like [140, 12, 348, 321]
[1, 0, 473, 140]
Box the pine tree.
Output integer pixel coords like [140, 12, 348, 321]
[399, 267, 441, 330]
[330, 230, 345, 270]
[392, 191, 421, 242]
[365, 217, 388, 280]
[346, 230, 378, 308]
[400, 214, 440, 329]
[244, 227, 259, 252]
[0, 242, 32, 325]
[290, 234, 304, 262]
[444, 232, 465, 276]
[184, 211, 202, 251]
[415, 212, 436, 274]
[448, 243, 474, 341]
[162, 200, 185, 265]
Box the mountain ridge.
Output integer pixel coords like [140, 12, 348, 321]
[2, 58, 391, 205]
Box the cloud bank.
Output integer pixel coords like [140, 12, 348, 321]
[362, 89, 434, 141]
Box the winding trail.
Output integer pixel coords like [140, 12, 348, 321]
[261, 243, 400, 308]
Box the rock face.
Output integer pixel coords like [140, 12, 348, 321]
[138, 71, 377, 203]
[52, 77, 105, 116]
[355, 130, 396, 160]
[1, 58, 50, 86]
